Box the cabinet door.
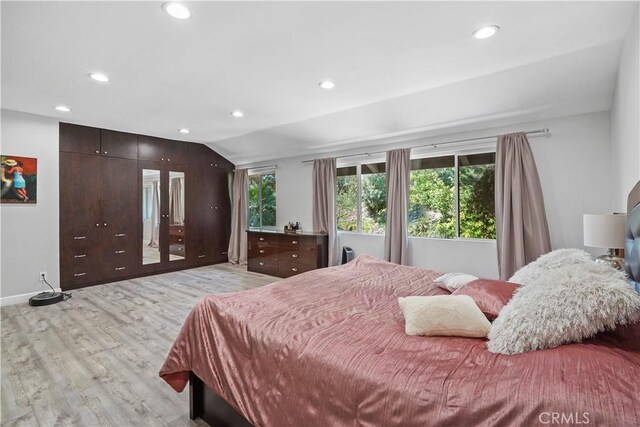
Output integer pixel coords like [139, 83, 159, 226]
[190, 166, 217, 262]
[60, 152, 103, 232]
[101, 130, 138, 160]
[165, 140, 189, 165]
[211, 171, 231, 261]
[101, 157, 138, 227]
[137, 136, 166, 162]
[60, 123, 101, 156]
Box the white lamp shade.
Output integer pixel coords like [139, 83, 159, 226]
[583, 214, 626, 249]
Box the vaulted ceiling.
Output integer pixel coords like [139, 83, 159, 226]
[2, 1, 637, 165]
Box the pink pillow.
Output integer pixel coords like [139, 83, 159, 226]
[452, 279, 519, 320]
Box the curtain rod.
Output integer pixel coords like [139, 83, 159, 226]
[234, 164, 278, 172]
[301, 128, 549, 165]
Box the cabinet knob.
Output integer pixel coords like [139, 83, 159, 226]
[214, 163, 218, 167]
[259, 237, 265, 241]
[103, 222, 108, 227]
[167, 158, 171, 162]
[259, 249, 265, 254]
[103, 151, 107, 154]
[291, 268, 298, 272]
[95, 150, 99, 154]
[292, 254, 298, 258]
[215, 206, 218, 210]
[210, 206, 213, 210]
[95, 223, 100, 227]
[259, 262, 265, 266]
[161, 158, 165, 161]
[292, 241, 298, 245]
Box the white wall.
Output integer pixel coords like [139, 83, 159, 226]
[1, 109, 60, 304]
[254, 111, 612, 279]
[611, 10, 640, 211]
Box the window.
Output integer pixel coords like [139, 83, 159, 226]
[248, 173, 276, 228]
[458, 153, 496, 239]
[337, 152, 495, 239]
[336, 162, 386, 234]
[408, 156, 456, 238]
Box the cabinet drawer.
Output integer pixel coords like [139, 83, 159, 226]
[248, 245, 278, 258]
[278, 235, 315, 249]
[60, 250, 96, 268]
[248, 233, 278, 250]
[108, 225, 137, 246]
[278, 247, 317, 266]
[170, 226, 185, 236]
[278, 262, 315, 278]
[61, 268, 98, 288]
[248, 258, 278, 276]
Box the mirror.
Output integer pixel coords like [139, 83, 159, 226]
[168, 171, 186, 261]
[142, 169, 161, 265]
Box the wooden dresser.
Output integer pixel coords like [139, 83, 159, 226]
[247, 230, 328, 278]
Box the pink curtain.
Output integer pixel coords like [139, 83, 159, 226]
[312, 158, 338, 266]
[228, 169, 248, 265]
[495, 132, 551, 280]
[384, 148, 411, 265]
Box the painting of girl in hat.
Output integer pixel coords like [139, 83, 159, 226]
[1, 155, 37, 204]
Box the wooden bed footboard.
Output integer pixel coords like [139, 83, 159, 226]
[189, 372, 253, 427]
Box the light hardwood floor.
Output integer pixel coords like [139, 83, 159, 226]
[1, 264, 277, 427]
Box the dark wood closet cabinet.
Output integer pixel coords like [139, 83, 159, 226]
[59, 123, 233, 290]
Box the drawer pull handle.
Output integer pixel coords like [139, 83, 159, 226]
[292, 254, 298, 258]
[115, 267, 126, 271]
[198, 255, 206, 258]
[73, 236, 86, 240]
[221, 251, 228, 254]
[259, 237, 265, 241]
[74, 273, 86, 277]
[115, 250, 126, 254]
[292, 241, 298, 245]
[259, 250, 265, 254]
[291, 268, 298, 272]
[115, 233, 126, 237]
[74, 254, 87, 258]
[259, 262, 265, 266]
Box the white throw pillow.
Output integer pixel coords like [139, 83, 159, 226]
[398, 295, 491, 338]
[488, 262, 640, 355]
[434, 272, 479, 292]
[509, 248, 593, 285]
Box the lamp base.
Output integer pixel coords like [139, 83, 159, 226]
[594, 254, 624, 271]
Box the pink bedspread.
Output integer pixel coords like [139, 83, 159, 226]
[160, 255, 640, 426]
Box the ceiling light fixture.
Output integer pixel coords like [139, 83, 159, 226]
[179, 128, 190, 134]
[89, 72, 110, 83]
[55, 105, 71, 112]
[472, 25, 500, 40]
[163, 2, 191, 20]
[231, 110, 244, 118]
[319, 80, 335, 89]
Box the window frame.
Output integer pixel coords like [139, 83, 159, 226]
[248, 171, 277, 229]
[336, 148, 496, 241]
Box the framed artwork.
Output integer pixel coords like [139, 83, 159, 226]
[1, 155, 37, 204]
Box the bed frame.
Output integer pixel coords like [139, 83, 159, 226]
[188, 180, 640, 427]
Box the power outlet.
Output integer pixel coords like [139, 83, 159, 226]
[39, 272, 47, 282]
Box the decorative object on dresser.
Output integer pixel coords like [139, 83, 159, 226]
[247, 230, 328, 277]
[583, 213, 627, 270]
[59, 122, 233, 290]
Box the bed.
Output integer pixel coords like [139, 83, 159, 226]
[160, 183, 640, 426]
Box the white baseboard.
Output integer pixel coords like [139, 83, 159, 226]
[0, 288, 63, 307]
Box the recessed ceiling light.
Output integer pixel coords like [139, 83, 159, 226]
[231, 110, 244, 118]
[319, 80, 335, 89]
[55, 105, 71, 112]
[179, 128, 190, 134]
[163, 2, 191, 20]
[89, 72, 110, 83]
[472, 25, 500, 40]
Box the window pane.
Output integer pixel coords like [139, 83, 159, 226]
[248, 175, 260, 227]
[459, 153, 495, 239]
[361, 163, 386, 234]
[408, 156, 455, 238]
[337, 167, 357, 231]
[260, 173, 276, 227]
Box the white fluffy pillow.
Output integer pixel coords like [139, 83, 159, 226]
[434, 272, 479, 292]
[509, 248, 593, 285]
[488, 262, 640, 354]
[398, 295, 491, 338]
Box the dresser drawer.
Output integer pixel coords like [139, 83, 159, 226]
[170, 225, 185, 236]
[249, 245, 278, 258]
[278, 247, 317, 266]
[60, 250, 96, 268]
[248, 258, 278, 276]
[278, 261, 315, 278]
[278, 235, 315, 249]
[61, 268, 98, 288]
[248, 233, 278, 250]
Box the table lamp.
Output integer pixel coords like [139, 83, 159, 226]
[583, 213, 627, 270]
